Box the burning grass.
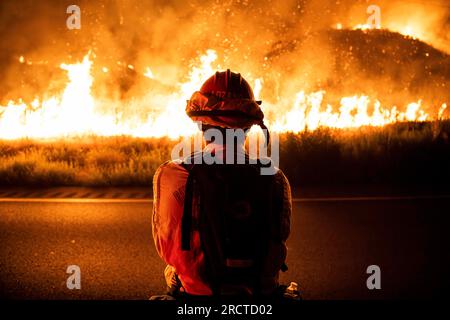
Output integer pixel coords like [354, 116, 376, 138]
[0, 121, 449, 188]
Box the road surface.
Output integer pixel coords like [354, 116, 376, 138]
[0, 195, 449, 299]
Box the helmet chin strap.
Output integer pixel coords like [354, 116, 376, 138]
[259, 121, 270, 147]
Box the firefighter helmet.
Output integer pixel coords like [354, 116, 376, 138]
[186, 69, 266, 131]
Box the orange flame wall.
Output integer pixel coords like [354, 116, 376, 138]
[0, 1, 449, 139]
[0, 50, 447, 139]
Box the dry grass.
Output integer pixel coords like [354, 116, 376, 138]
[0, 121, 449, 187]
[279, 120, 450, 187]
[0, 136, 173, 187]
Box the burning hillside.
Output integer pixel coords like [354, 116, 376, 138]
[0, 30, 448, 139]
[0, 0, 449, 139]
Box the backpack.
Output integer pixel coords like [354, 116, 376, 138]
[181, 155, 284, 295]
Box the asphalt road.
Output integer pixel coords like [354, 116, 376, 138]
[0, 197, 449, 299]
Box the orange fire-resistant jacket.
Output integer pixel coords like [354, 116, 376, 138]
[152, 143, 292, 295]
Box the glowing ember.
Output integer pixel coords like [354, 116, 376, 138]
[144, 67, 154, 79]
[0, 50, 447, 140]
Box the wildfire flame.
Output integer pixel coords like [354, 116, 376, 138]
[345, 10, 442, 46]
[352, 23, 419, 40]
[0, 50, 447, 140]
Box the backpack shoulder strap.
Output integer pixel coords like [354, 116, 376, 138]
[180, 158, 197, 251]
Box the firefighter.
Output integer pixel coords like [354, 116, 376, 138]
[152, 70, 293, 298]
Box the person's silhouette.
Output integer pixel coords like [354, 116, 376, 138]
[152, 70, 292, 297]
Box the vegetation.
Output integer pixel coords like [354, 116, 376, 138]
[0, 121, 449, 188]
[0, 136, 172, 187]
[279, 120, 450, 188]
